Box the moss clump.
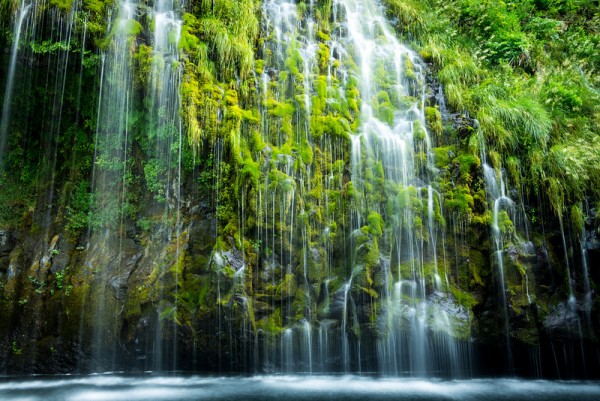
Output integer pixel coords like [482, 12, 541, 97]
[313, 115, 350, 140]
[317, 43, 330, 71]
[425, 106, 442, 138]
[455, 153, 480, 184]
[377, 103, 395, 127]
[123, 20, 143, 36]
[266, 99, 295, 118]
[413, 120, 427, 141]
[446, 185, 474, 217]
[433, 146, 454, 169]
[367, 211, 384, 236]
[257, 308, 282, 334]
[450, 286, 478, 309]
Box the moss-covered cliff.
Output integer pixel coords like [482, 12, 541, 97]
[0, 0, 598, 376]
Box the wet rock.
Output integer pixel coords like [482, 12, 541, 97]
[585, 208, 597, 226]
[221, 247, 245, 272]
[261, 255, 283, 281]
[519, 241, 536, 256]
[128, 306, 160, 363]
[544, 301, 582, 340]
[110, 276, 128, 301]
[50, 237, 73, 274]
[50, 252, 69, 273]
[6, 263, 18, 280]
[449, 113, 477, 138]
[506, 244, 518, 262]
[126, 251, 143, 268]
[585, 227, 600, 251]
[427, 291, 471, 340]
[310, 247, 322, 266]
[253, 300, 274, 320]
[0, 230, 14, 275]
[188, 220, 215, 254]
[0, 230, 16, 255]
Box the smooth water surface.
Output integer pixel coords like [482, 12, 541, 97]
[0, 376, 599, 401]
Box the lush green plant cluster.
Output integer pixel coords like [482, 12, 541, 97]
[379, 1, 600, 335]
[384, 0, 599, 219]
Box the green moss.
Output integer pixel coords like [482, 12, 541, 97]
[317, 30, 330, 41]
[299, 140, 314, 165]
[285, 42, 302, 75]
[317, 43, 330, 71]
[446, 185, 474, 217]
[455, 153, 480, 183]
[367, 211, 384, 236]
[497, 210, 515, 237]
[433, 146, 453, 169]
[133, 44, 153, 86]
[257, 308, 282, 334]
[468, 250, 486, 287]
[571, 204, 584, 235]
[240, 158, 260, 187]
[83, 0, 104, 14]
[313, 115, 350, 140]
[413, 120, 427, 141]
[450, 286, 478, 309]
[250, 130, 266, 152]
[275, 274, 297, 299]
[49, 0, 74, 11]
[377, 103, 395, 126]
[316, 75, 327, 99]
[376, 91, 391, 104]
[123, 19, 143, 36]
[425, 106, 442, 138]
[403, 54, 416, 81]
[266, 99, 295, 118]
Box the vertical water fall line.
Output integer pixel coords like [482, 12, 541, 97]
[42, 2, 81, 238]
[260, 0, 311, 371]
[0, 0, 32, 169]
[580, 202, 592, 331]
[482, 161, 515, 372]
[148, 0, 182, 371]
[90, 0, 138, 370]
[333, 0, 444, 376]
[0, 0, 105, 371]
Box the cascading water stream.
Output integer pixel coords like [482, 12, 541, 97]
[147, 0, 183, 372]
[332, 0, 464, 376]
[0, 0, 93, 371]
[89, 0, 138, 370]
[0, 0, 32, 169]
[259, 0, 318, 372]
[85, 0, 187, 372]
[247, 0, 474, 375]
[580, 203, 593, 325]
[482, 162, 515, 371]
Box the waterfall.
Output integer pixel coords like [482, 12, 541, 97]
[247, 0, 473, 375]
[482, 162, 515, 371]
[86, 0, 184, 371]
[88, 0, 139, 370]
[1, 0, 597, 379]
[258, 0, 316, 372]
[147, 0, 183, 372]
[0, 0, 90, 371]
[332, 0, 466, 376]
[0, 0, 32, 169]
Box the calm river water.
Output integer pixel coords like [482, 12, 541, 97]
[1, 375, 599, 401]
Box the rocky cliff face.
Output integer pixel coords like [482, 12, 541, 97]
[0, 0, 598, 377]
